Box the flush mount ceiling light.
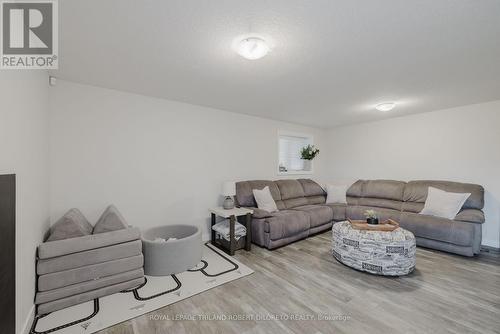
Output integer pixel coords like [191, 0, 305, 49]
[375, 102, 396, 112]
[237, 37, 270, 60]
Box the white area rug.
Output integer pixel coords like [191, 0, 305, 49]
[30, 243, 254, 334]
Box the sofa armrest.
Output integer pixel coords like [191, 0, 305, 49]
[38, 227, 141, 259]
[454, 209, 485, 224]
[243, 207, 272, 219]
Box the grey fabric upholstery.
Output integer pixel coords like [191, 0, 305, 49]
[400, 212, 475, 247]
[283, 197, 308, 209]
[309, 222, 333, 235]
[38, 254, 144, 291]
[401, 201, 424, 213]
[264, 210, 310, 240]
[46, 208, 93, 242]
[38, 227, 141, 259]
[235, 180, 282, 207]
[36, 225, 144, 314]
[298, 178, 326, 196]
[37, 277, 145, 315]
[93, 205, 129, 234]
[324, 203, 347, 221]
[404, 180, 484, 209]
[362, 180, 406, 201]
[307, 195, 326, 205]
[454, 209, 485, 224]
[293, 205, 333, 228]
[36, 269, 144, 304]
[238, 179, 328, 249]
[276, 179, 305, 200]
[142, 225, 202, 276]
[416, 238, 476, 257]
[346, 180, 364, 197]
[250, 217, 268, 247]
[358, 197, 403, 211]
[248, 207, 273, 219]
[237, 178, 484, 256]
[37, 240, 142, 275]
[266, 230, 310, 249]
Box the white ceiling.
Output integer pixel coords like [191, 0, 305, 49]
[54, 0, 500, 128]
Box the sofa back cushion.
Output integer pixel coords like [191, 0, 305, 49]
[236, 179, 327, 210]
[298, 179, 326, 196]
[298, 179, 326, 205]
[276, 180, 308, 208]
[275, 180, 305, 199]
[403, 180, 484, 210]
[346, 180, 405, 210]
[362, 180, 406, 201]
[236, 180, 284, 209]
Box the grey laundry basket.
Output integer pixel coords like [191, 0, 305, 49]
[142, 225, 202, 276]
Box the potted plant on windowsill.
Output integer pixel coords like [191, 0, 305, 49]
[300, 145, 320, 171]
[364, 209, 379, 225]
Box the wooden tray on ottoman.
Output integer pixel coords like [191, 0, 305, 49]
[348, 218, 400, 232]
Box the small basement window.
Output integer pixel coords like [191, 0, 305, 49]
[278, 131, 313, 175]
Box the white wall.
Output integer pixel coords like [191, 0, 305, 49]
[0, 71, 50, 334]
[325, 100, 500, 248]
[49, 80, 327, 239]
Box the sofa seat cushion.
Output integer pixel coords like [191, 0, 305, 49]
[323, 203, 346, 221]
[346, 206, 402, 222]
[264, 210, 310, 240]
[454, 209, 485, 224]
[292, 205, 333, 228]
[400, 212, 474, 247]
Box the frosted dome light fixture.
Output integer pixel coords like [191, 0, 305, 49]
[237, 37, 270, 60]
[375, 102, 396, 112]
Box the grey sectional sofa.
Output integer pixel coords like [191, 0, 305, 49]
[235, 179, 485, 256]
[36, 227, 145, 314]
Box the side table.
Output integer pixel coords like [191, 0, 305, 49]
[209, 207, 253, 256]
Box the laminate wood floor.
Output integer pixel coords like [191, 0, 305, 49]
[98, 231, 500, 334]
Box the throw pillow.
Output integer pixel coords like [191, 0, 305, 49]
[46, 208, 93, 242]
[325, 184, 349, 204]
[93, 205, 129, 234]
[420, 187, 471, 220]
[253, 186, 278, 212]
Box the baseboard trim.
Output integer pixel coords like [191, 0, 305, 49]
[481, 245, 500, 253]
[20, 304, 35, 334]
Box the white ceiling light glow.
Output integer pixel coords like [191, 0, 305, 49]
[237, 37, 270, 60]
[375, 102, 396, 112]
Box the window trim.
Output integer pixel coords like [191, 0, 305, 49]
[277, 130, 314, 176]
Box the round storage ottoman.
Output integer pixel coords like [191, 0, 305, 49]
[331, 221, 416, 276]
[142, 225, 202, 276]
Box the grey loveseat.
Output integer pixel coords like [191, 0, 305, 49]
[235, 179, 484, 256]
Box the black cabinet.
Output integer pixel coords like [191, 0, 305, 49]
[0, 174, 15, 334]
